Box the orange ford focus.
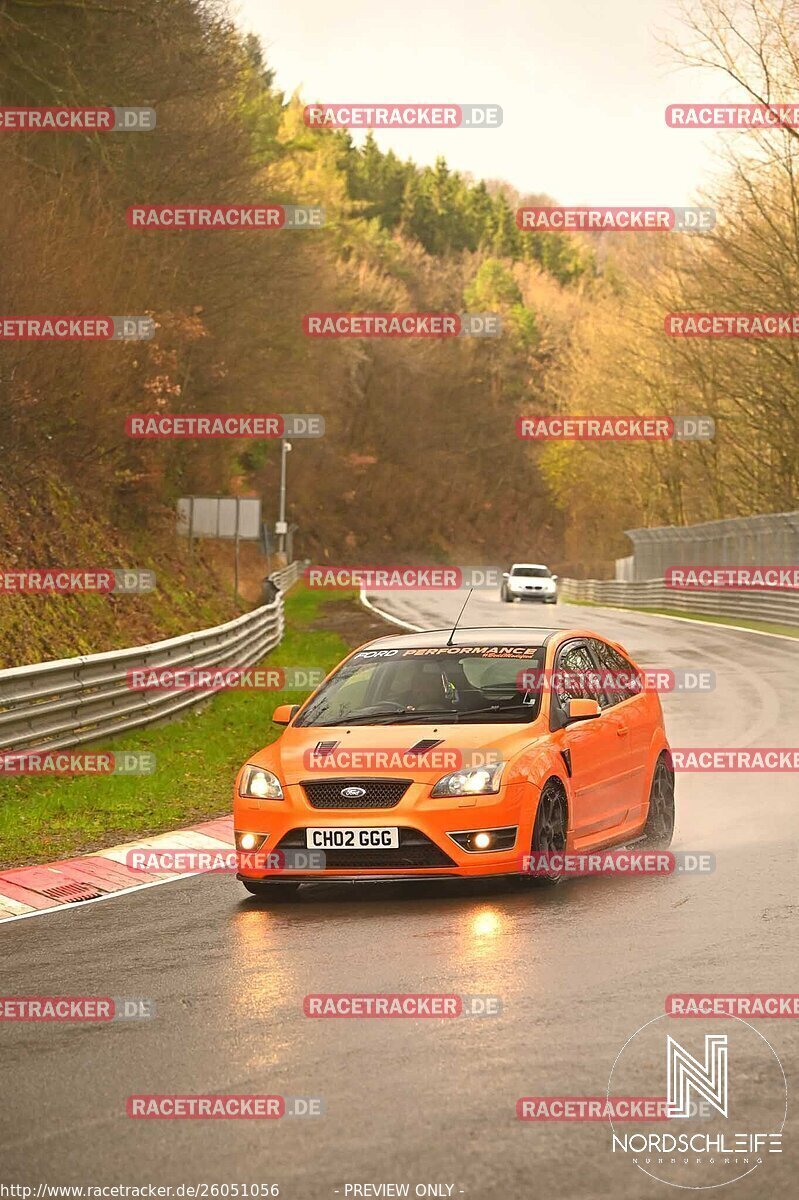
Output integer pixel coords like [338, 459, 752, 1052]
[233, 625, 674, 898]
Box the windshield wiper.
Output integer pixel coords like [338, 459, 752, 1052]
[310, 704, 536, 727]
[313, 708, 456, 727]
[301, 703, 404, 726]
[453, 704, 537, 719]
[310, 714, 391, 726]
[362, 709, 457, 723]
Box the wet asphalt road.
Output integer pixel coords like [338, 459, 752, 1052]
[1, 591, 797, 1198]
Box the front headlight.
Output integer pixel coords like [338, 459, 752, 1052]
[240, 766, 284, 800]
[431, 762, 505, 798]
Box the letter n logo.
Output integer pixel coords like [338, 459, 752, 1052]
[666, 1034, 728, 1118]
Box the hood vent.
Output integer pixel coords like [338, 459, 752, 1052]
[313, 740, 340, 757]
[407, 738, 444, 755]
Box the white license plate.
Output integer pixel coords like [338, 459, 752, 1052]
[305, 827, 399, 850]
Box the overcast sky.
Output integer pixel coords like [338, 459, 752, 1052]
[236, 0, 734, 206]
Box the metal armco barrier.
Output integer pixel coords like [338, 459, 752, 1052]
[0, 564, 302, 755]
[270, 560, 303, 591]
[559, 577, 799, 627]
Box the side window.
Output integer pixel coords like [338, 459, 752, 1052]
[552, 643, 598, 712]
[592, 640, 643, 702]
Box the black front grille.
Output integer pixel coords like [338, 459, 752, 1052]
[276, 827, 456, 869]
[302, 778, 410, 810]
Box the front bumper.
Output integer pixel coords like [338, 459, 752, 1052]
[508, 587, 556, 600]
[236, 869, 525, 885]
[235, 779, 534, 880]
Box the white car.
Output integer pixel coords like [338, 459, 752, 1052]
[500, 563, 558, 604]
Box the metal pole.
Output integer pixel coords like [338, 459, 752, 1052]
[234, 498, 240, 603]
[278, 439, 289, 557]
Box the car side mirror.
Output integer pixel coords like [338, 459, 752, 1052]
[551, 574, 558, 582]
[272, 703, 299, 726]
[502, 571, 510, 579]
[565, 698, 600, 723]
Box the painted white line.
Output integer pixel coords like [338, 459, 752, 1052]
[359, 588, 424, 631]
[361, 584, 799, 648]
[564, 600, 799, 644]
[98, 830, 232, 864]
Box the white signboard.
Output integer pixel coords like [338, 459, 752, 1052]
[177, 497, 262, 540]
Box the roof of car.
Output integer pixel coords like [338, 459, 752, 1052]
[510, 563, 549, 569]
[359, 626, 561, 650]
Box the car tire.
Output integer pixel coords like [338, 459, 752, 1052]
[501, 586, 513, 603]
[519, 778, 568, 887]
[640, 755, 675, 849]
[241, 881, 302, 900]
[545, 598, 556, 605]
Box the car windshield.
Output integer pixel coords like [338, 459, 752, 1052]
[295, 646, 547, 726]
[511, 566, 550, 577]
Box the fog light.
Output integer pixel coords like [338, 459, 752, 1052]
[447, 827, 517, 854]
[235, 831, 268, 852]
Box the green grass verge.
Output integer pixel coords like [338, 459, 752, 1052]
[0, 586, 353, 868]
[566, 597, 799, 639]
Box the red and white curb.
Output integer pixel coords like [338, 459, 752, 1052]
[0, 816, 233, 924]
